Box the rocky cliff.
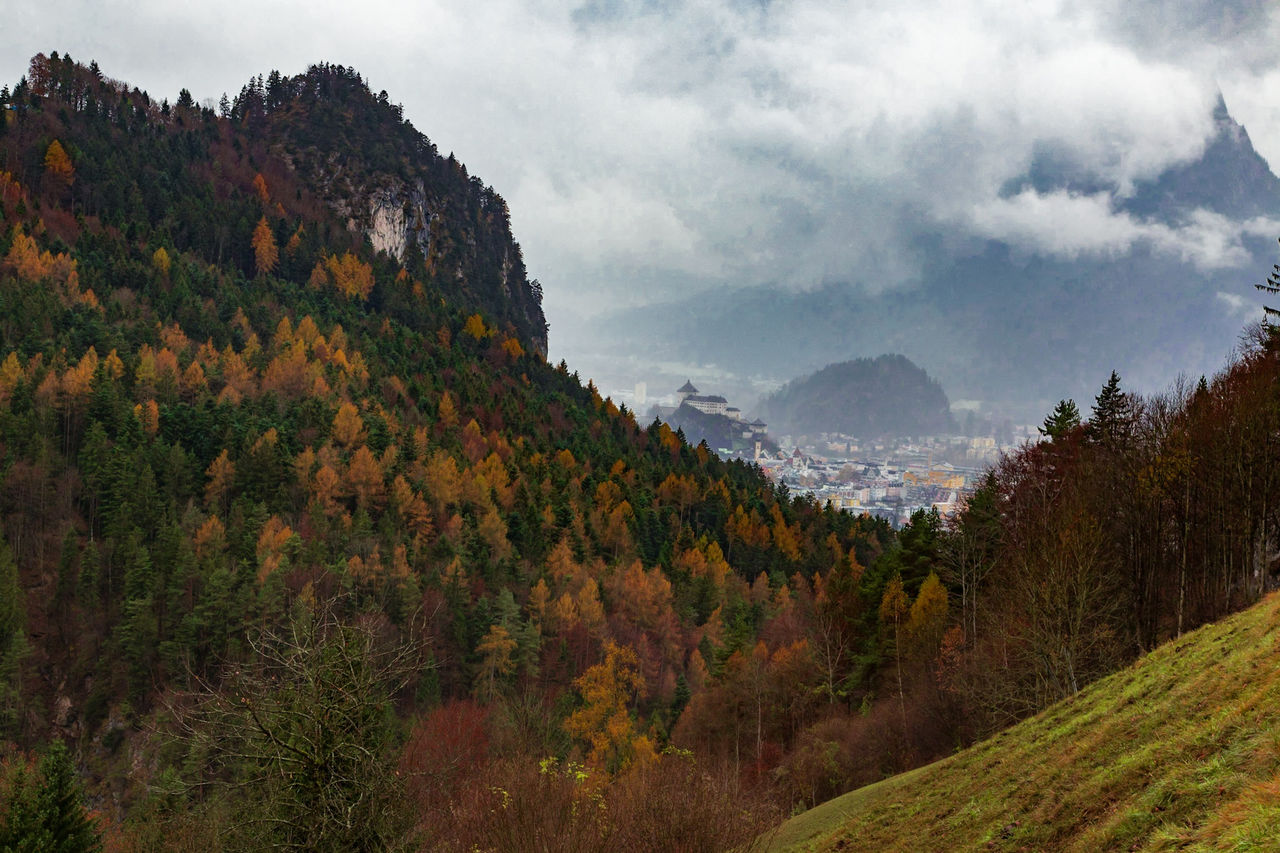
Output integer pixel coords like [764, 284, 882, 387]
[244, 64, 549, 353]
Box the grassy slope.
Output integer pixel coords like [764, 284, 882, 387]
[770, 592, 1280, 852]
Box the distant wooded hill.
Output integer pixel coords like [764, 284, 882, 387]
[758, 355, 956, 438]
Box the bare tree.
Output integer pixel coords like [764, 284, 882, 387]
[169, 599, 430, 852]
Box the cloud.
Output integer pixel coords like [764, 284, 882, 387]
[5, 0, 1280, 327]
[1216, 291, 1249, 316]
[970, 191, 1280, 268]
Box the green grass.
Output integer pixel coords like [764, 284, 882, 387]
[769, 592, 1280, 852]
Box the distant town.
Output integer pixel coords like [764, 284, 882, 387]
[638, 379, 1034, 528]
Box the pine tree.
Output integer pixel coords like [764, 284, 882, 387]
[0, 743, 100, 852]
[1039, 399, 1081, 441]
[1088, 370, 1131, 447]
[34, 742, 101, 853]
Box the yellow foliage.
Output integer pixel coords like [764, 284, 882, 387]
[255, 516, 294, 584]
[61, 347, 97, 401]
[152, 247, 170, 276]
[43, 139, 74, 187]
[192, 515, 226, 559]
[501, 336, 524, 359]
[159, 323, 190, 354]
[311, 464, 342, 517]
[390, 543, 411, 580]
[309, 252, 374, 300]
[462, 313, 492, 340]
[564, 641, 647, 771]
[528, 578, 551, 625]
[103, 348, 124, 379]
[906, 572, 949, 658]
[4, 227, 80, 304]
[0, 352, 22, 403]
[0, 172, 25, 208]
[295, 315, 320, 346]
[181, 361, 207, 397]
[347, 445, 386, 511]
[550, 592, 578, 632]
[477, 506, 513, 562]
[437, 390, 458, 429]
[476, 624, 518, 700]
[252, 172, 269, 202]
[331, 401, 365, 449]
[577, 578, 607, 638]
[272, 316, 294, 350]
[422, 450, 462, 510]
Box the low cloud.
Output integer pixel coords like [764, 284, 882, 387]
[971, 191, 1279, 269]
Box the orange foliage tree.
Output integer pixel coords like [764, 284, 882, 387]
[251, 217, 278, 277]
[43, 139, 75, 191]
[309, 252, 374, 300]
[564, 641, 654, 771]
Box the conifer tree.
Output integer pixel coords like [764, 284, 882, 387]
[1088, 370, 1131, 447]
[34, 742, 101, 853]
[1039, 399, 1081, 441]
[0, 742, 100, 852]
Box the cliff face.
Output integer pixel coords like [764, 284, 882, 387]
[250, 64, 549, 354]
[352, 177, 548, 355]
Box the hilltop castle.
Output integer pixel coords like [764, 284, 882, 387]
[674, 380, 767, 435]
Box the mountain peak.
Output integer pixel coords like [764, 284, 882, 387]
[1122, 95, 1280, 220]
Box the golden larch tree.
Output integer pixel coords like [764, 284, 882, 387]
[564, 641, 650, 771]
[253, 172, 270, 202]
[251, 217, 278, 277]
[43, 139, 74, 189]
[331, 401, 365, 449]
[204, 449, 236, 509]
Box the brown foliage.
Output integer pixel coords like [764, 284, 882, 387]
[428, 752, 778, 853]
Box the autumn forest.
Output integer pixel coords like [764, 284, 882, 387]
[1, 53, 1279, 851]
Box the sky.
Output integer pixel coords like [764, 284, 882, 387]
[8, 0, 1280, 360]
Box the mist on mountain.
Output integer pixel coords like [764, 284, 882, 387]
[565, 98, 1280, 423]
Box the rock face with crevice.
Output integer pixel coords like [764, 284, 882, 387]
[263, 64, 549, 355]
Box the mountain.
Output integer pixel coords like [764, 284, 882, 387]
[769, 590, 1280, 852]
[5, 51, 1280, 851]
[0, 52, 896, 848]
[757, 354, 955, 439]
[244, 67, 549, 353]
[567, 98, 1280, 422]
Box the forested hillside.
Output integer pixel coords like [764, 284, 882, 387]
[0, 54, 901, 850]
[757, 354, 956, 439]
[2, 52, 1279, 852]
